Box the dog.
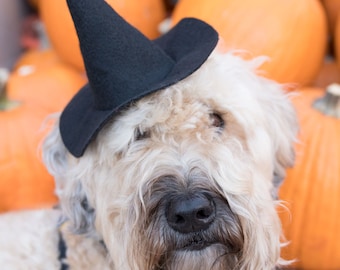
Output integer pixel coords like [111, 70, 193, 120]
[0, 0, 297, 269]
[0, 50, 297, 269]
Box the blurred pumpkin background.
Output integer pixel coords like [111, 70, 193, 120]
[0, 0, 340, 268]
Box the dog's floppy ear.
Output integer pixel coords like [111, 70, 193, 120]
[260, 85, 298, 199]
[42, 116, 69, 197]
[64, 181, 96, 235]
[42, 117, 96, 234]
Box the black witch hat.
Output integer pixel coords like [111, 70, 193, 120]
[60, 0, 218, 157]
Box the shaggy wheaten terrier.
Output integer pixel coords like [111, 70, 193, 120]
[0, 0, 297, 269]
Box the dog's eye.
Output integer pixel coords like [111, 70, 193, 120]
[210, 113, 224, 129]
[135, 129, 150, 141]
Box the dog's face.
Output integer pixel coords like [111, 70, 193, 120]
[43, 50, 297, 269]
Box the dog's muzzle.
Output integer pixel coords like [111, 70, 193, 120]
[144, 175, 244, 255]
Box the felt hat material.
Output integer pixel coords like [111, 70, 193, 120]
[60, 0, 219, 157]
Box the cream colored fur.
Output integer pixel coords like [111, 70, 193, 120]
[0, 49, 298, 269]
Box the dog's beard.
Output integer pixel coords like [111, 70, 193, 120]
[129, 175, 244, 270]
[156, 245, 238, 270]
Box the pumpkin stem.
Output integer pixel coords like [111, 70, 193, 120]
[313, 83, 340, 118]
[0, 68, 20, 111]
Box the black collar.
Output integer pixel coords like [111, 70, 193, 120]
[58, 230, 69, 270]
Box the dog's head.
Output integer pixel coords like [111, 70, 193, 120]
[43, 49, 297, 269]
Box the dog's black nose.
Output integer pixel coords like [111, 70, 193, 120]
[166, 193, 215, 233]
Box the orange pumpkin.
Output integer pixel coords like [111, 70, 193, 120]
[39, 0, 167, 72]
[0, 50, 87, 212]
[172, 0, 327, 86]
[321, 0, 340, 36]
[279, 86, 340, 269]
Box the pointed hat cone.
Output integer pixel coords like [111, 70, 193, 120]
[60, 0, 218, 157]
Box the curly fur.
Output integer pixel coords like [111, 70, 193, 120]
[0, 48, 297, 270]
